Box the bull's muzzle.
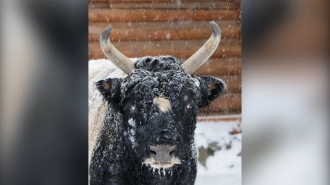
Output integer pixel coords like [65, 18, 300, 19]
[149, 144, 176, 163]
[143, 144, 180, 169]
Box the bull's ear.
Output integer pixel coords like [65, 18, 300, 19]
[96, 78, 122, 103]
[198, 76, 226, 108]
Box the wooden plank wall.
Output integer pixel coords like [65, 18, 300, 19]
[88, 0, 242, 115]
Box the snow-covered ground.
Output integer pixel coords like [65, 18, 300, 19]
[195, 120, 241, 185]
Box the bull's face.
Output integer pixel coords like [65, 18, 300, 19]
[96, 56, 225, 170]
[95, 22, 224, 170]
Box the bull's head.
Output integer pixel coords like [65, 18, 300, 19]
[96, 22, 225, 170]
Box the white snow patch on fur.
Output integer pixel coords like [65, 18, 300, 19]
[193, 78, 200, 87]
[128, 118, 136, 127]
[128, 118, 137, 148]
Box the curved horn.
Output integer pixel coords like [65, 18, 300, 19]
[100, 26, 135, 74]
[182, 21, 221, 74]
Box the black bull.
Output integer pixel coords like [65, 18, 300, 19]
[89, 22, 225, 185]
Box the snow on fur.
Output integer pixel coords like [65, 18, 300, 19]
[88, 59, 128, 165]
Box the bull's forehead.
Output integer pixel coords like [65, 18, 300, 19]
[121, 56, 200, 109]
[122, 69, 197, 102]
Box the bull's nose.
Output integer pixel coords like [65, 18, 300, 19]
[149, 144, 176, 163]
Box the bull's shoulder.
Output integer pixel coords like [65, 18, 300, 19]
[88, 59, 127, 167]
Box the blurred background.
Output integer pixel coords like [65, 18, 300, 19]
[1, 0, 329, 185]
[242, 0, 329, 185]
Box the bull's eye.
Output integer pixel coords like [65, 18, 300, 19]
[186, 104, 193, 109]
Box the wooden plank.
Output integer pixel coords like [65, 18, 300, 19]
[109, 0, 239, 2]
[109, 2, 240, 10]
[194, 58, 241, 76]
[197, 116, 242, 122]
[198, 110, 241, 116]
[89, 9, 240, 22]
[88, 21, 241, 41]
[89, 1, 238, 9]
[88, 39, 241, 59]
[89, 20, 241, 30]
[89, 0, 108, 2]
[89, 2, 109, 9]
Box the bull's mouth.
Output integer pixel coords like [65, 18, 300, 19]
[143, 156, 181, 169]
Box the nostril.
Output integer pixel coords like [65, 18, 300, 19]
[149, 146, 157, 155]
[169, 145, 176, 155]
[150, 150, 157, 155]
[149, 145, 176, 157]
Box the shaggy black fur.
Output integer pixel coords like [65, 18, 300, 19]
[91, 56, 225, 185]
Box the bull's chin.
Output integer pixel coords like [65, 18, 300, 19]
[143, 156, 181, 169]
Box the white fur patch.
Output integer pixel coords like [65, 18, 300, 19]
[153, 95, 171, 112]
[143, 156, 181, 169]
